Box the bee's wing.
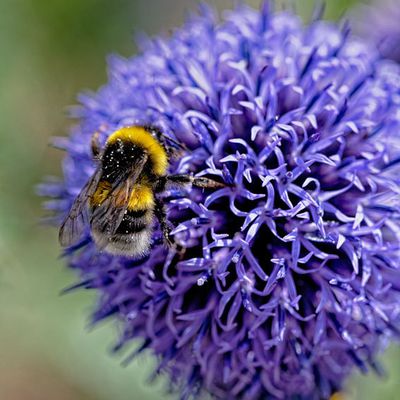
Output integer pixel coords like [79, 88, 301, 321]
[59, 166, 102, 247]
[90, 152, 149, 249]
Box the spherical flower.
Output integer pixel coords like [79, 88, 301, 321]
[355, 0, 400, 63]
[41, 2, 400, 399]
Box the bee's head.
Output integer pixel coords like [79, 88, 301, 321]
[144, 124, 187, 158]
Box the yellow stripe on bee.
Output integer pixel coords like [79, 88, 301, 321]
[126, 185, 154, 210]
[90, 181, 154, 211]
[107, 126, 168, 176]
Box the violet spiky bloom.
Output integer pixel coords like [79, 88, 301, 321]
[41, 3, 400, 399]
[355, 0, 400, 63]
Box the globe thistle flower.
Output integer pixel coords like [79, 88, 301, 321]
[41, 2, 400, 399]
[355, 0, 400, 63]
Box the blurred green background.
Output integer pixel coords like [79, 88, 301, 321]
[0, 0, 398, 399]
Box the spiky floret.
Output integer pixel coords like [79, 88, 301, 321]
[41, 2, 400, 399]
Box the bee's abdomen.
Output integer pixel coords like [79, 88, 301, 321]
[116, 209, 153, 235]
[127, 185, 154, 211]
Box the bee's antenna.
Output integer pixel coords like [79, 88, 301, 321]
[144, 124, 188, 152]
[164, 133, 188, 151]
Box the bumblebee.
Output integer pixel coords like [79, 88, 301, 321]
[59, 125, 223, 257]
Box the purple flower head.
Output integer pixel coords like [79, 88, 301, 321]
[355, 0, 400, 63]
[42, 2, 400, 399]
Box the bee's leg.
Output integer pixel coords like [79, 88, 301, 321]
[91, 131, 102, 160]
[154, 197, 186, 256]
[161, 174, 226, 189]
[191, 176, 226, 188]
[154, 197, 174, 247]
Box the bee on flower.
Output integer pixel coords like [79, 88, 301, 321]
[41, 2, 400, 399]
